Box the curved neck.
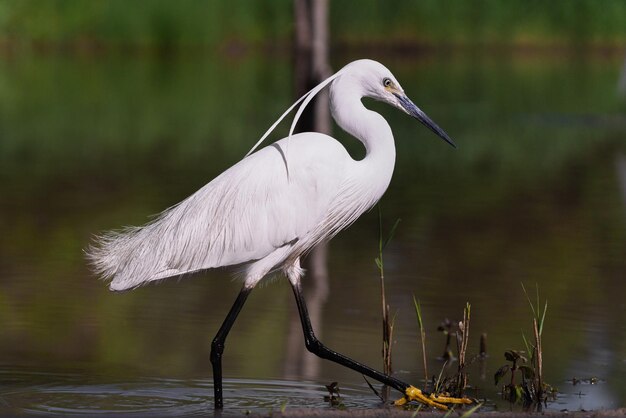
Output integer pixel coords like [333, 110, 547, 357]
[330, 77, 396, 184]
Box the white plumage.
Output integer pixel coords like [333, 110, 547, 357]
[86, 59, 462, 410]
[87, 59, 454, 292]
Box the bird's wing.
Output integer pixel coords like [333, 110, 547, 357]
[87, 134, 349, 290]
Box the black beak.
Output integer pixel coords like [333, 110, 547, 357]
[394, 93, 457, 148]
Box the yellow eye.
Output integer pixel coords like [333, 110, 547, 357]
[383, 77, 392, 88]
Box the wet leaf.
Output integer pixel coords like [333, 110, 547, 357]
[519, 365, 535, 380]
[325, 381, 340, 396]
[504, 350, 520, 362]
[494, 364, 510, 385]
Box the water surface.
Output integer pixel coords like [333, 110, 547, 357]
[0, 50, 625, 415]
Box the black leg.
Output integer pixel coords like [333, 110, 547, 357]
[289, 280, 410, 394]
[210, 285, 252, 409]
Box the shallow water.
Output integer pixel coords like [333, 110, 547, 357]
[0, 50, 625, 415]
[0, 367, 618, 415]
[1, 368, 379, 416]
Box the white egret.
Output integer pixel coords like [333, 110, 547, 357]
[87, 59, 470, 410]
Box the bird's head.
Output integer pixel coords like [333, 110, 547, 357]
[247, 59, 456, 158]
[340, 59, 456, 148]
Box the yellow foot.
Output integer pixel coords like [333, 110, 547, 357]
[394, 386, 473, 411]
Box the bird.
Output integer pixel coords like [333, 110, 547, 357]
[87, 59, 470, 410]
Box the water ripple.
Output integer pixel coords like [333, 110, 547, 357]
[0, 368, 379, 416]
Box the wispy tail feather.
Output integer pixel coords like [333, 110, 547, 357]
[85, 176, 235, 291]
[86, 225, 151, 290]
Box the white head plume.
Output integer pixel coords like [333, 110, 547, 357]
[245, 67, 347, 159]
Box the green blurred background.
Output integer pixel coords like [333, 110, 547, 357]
[0, 0, 625, 414]
[1, 0, 626, 48]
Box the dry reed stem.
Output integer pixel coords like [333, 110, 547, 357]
[456, 303, 471, 395]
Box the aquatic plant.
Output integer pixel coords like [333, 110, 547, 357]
[433, 304, 473, 398]
[494, 285, 556, 407]
[406, 303, 475, 404]
[323, 381, 344, 408]
[494, 349, 533, 403]
[454, 303, 471, 395]
[413, 295, 428, 384]
[521, 283, 557, 406]
[374, 207, 401, 380]
[437, 318, 455, 361]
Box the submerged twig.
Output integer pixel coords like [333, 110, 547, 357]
[479, 333, 487, 357]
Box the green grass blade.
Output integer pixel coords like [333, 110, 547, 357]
[383, 218, 402, 250]
[460, 403, 483, 417]
[521, 282, 537, 320]
[536, 283, 540, 318]
[443, 406, 455, 418]
[377, 205, 383, 254]
[539, 300, 548, 336]
[521, 331, 532, 358]
[434, 360, 448, 393]
[413, 295, 424, 330]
